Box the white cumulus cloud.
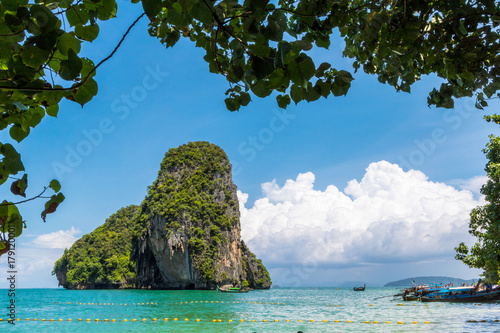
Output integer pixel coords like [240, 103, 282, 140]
[238, 161, 482, 270]
[32, 227, 81, 249]
[450, 175, 488, 197]
[0, 228, 81, 288]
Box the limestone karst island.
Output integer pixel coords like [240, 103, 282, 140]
[52, 142, 271, 290]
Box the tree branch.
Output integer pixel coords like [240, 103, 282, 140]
[0, 187, 49, 206]
[0, 13, 146, 92]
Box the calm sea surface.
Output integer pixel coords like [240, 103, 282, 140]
[1, 288, 499, 332]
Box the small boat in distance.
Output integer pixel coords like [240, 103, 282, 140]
[353, 284, 366, 291]
[217, 285, 250, 293]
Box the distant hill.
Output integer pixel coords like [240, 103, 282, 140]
[340, 281, 366, 287]
[385, 276, 476, 287]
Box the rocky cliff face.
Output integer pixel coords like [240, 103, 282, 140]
[132, 141, 270, 289]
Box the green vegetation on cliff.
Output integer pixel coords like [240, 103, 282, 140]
[143, 142, 236, 228]
[52, 205, 140, 288]
[138, 141, 240, 283]
[241, 241, 272, 288]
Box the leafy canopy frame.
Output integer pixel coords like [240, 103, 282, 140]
[1, 0, 499, 255]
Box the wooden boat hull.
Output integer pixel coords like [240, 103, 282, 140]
[402, 295, 420, 301]
[421, 289, 500, 302]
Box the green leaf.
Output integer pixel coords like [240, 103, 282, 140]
[17, 113, 29, 132]
[252, 56, 274, 80]
[3, 215, 23, 237]
[276, 94, 291, 109]
[289, 55, 315, 87]
[0, 144, 24, 174]
[20, 46, 50, 68]
[238, 92, 251, 107]
[66, 6, 89, 26]
[80, 58, 96, 79]
[142, 0, 162, 18]
[316, 35, 330, 49]
[304, 82, 320, 102]
[267, 69, 286, 89]
[59, 48, 83, 81]
[275, 41, 292, 68]
[57, 32, 82, 56]
[2, 0, 24, 11]
[458, 21, 467, 35]
[296, 39, 313, 51]
[248, 42, 271, 58]
[54, 192, 65, 204]
[29, 5, 58, 34]
[73, 78, 98, 106]
[229, 63, 244, 81]
[27, 107, 45, 127]
[0, 201, 23, 237]
[97, 0, 117, 20]
[8, 54, 37, 85]
[224, 97, 240, 111]
[49, 179, 61, 193]
[315, 62, 331, 77]
[337, 70, 354, 83]
[242, 15, 259, 37]
[331, 79, 350, 96]
[172, 2, 182, 14]
[46, 105, 59, 117]
[75, 24, 100, 42]
[9, 125, 30, 143]
[41, 193, 65, 222]
[315, 80, 331, 98]
[263, 17, 284, 42]
[290, 84, 304, 104]
[251, 80, 272, 98]
[6, 201, 19, 218]
[164, 30, 180, 48]
[4, 13, 22, 28]
[190, 2, 213, 25]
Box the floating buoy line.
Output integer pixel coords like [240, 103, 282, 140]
[52, 300, 455, 307]
[52, 302, 158, 306]
[327, 303, 445, 307]
[176, 300, 286, 305]
[0, 317, 432, 324]
[52, 300, 288, 306]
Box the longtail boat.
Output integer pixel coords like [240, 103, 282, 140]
[353, 284, 366, 291]
[420, 286, 500, 302]
[395, 280, 500, 303]
[217, 286, 249, 293]
[399, 285, 446, 301]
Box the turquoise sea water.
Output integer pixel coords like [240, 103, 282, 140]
[1, 288, 499, 332]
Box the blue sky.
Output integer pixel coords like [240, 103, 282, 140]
[1, 2, 499, 288]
